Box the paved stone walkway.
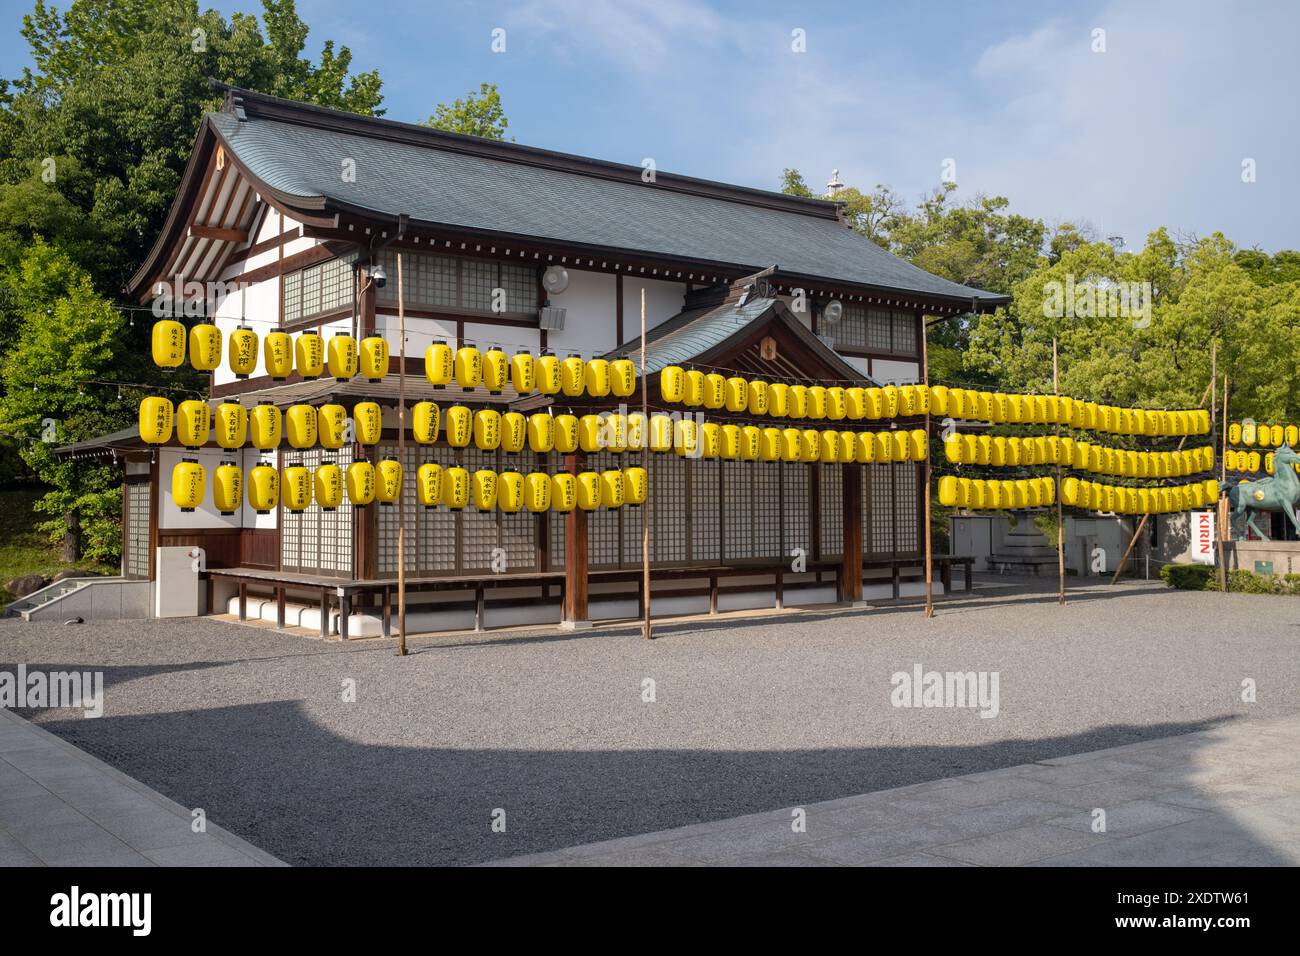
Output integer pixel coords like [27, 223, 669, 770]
[0, 708, 283, 866]
[494, 715, 1300, 866]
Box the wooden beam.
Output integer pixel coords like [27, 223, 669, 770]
[188, 224, 249, 243]
[840, 464, 864, 603]
[563, 452, 589, 624]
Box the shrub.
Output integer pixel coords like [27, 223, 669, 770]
[1226, 569, 1283, 594]
[1160, 563, 1215, 590]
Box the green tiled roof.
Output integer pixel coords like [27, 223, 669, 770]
[208, 90, 1007, 306]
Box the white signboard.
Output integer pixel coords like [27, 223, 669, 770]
[1190, 511, 1216, 565]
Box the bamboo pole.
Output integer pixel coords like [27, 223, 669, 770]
[1217, 375, 1230, 591]
[1109, 374, 1217, 585]
[922, 314, 934, 618]
[641, 288, 652, 641]
[1054, 338, 1065, 606]
[396, 253, 407, 656]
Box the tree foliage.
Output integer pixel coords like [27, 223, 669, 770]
[423, 82, 510, 140]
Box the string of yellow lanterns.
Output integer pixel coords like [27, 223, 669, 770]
[1223, 449, 1300, 476]
[943, 433, 1214, 478]
[1059, 478, 1220, 515]
[658, 366, 1210, 435]
[937, 476, 1057, 510]
[143, 397, 933, 463]
[1228, 422, 1300, 447]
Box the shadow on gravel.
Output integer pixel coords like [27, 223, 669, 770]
[26, 702, 1278, 867]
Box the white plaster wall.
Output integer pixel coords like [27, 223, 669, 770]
[870, 359, 921, 384]
[545, 269, 618, 356]
[622, 277, 686, 342]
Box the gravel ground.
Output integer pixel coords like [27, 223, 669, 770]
[2, 579, 1297, 866]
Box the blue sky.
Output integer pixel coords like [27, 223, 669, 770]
[3, 0, 1296, 251]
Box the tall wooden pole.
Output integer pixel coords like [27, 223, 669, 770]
[921, 314, 934, 617]
[641, 288, 652, 640]
[1218, 375, 1230, 591]
[1054, 338, 1065, 606]
[395, 253, 407, 656]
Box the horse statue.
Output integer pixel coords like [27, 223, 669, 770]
[1227, 443, 1300, 539]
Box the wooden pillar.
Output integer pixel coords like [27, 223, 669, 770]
[562, 452, 590, 626]
[839, 464, 865, 603]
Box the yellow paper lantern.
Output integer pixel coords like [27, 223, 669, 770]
[747, 380, 769, 416]
[535, 353, 562, 395]
[326, 334, 357, 382]
[228, 326, 258, 379]
[524, 472, 552, 512]
[315, 462, 344, 511]
[281, 463, 312, 511]
[286, 404, 317, 450]
[353, 401, 382, 446]
[375, 459, 402, 506]
[605, 414, 628, 453]
[247, 461, 279, 514]
[576, 472, 601, 510]
[527, 413, 555, 453]
[152, 320, 185, 368]
[623, 467, 648, 506]
[471, 469, 498, 511]
[769, 382, 791, 418]
[189, 323, 221, 372]
[264, 330, 293, 381]
[213, 461, 242, 515]
[139, 397, 174, 445]
[585, 358, 611, 398]
[554, 414, 579, 454]
[482, 348, 509, 395]
[511, 350, 535, 395]
[318, 404, 347, 450]
[818, 429, 839, 463]
[550, 473, 577, 512]
[498, 471, 524, 513]
[501, 412, 526, 454]
[826, 387, 846, 421]
[700, 422, 722, 459]
[358, 336, 389, 382]
[740, 425, 761, 461]
[724, 376, 748, 413]
[760, 427, 782, 461]
[703, 373, 726, 409]
[213, 400, 246, 449]
[346, 461, 376, 507]
[864, 388, 884, 420]
[674, 418, 699, 457]
[601, 470, 625, 509]
[626, 413, 647, 452]
[800, 429, 821, 462]
[473, 409, 502, 451]
[295, 330, 324, 380]
[413, 402, 440, 444]
[454, 343, 483, 391]
[807, 386, 827, 420]
[444, 405, 472, 447]
[660, 366, 686, 403]
[720, 424, 741, 459]
[684, 369, 705, 407]
[782, 428, 802, 462]
[442, 467, 469, 510]
[176, 399, 211, 450]
[426, 340, 454, 388]
[579, 414, 604, 453]
[611, 359, 637, 397]
[171, 459, 205, 512]
[560, 354, 585, 397]
[417, 463, 443, 509]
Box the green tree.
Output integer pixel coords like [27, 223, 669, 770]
[423, 82, 509, 140]
[780, 168, 814, 198]
[3, 0, 385, 290]
[0, 239, 132, 561]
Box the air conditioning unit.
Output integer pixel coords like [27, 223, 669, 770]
[538, 305, 566, 331]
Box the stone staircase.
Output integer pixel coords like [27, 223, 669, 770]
[4, 576, 150, 621]
[988, 517, 1059, 576]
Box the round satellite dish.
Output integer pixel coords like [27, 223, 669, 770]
[823, 300, 844, 324]
[542, 265, 570, 295]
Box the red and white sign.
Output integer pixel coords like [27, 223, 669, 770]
[1190, 511, 1216, 565]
